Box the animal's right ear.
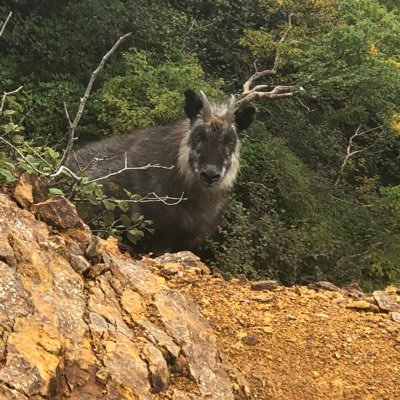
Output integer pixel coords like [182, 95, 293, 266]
[184, 89, 203, 120]
[234, 105, 256, 131]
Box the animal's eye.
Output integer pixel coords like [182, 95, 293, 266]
[228, 140, 236, 149]
[194, 132, 202, 142]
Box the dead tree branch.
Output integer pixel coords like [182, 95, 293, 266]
[236, 13, 295, 108]
[0, 86, 23, 117]
[52, 32, 132, 176]
[0, 11, 12, 38]
[335, 125, 384, 186]
[127, 191, 187, 206]
[86, 152, 174, 184]
[52, 151, 174, 187]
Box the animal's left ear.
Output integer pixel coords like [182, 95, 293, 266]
[234, 105, 256, 131]
[184, 89, 203, 120]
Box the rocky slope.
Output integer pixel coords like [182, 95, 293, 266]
[0, 188, 399, 400]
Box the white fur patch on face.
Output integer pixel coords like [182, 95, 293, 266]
[219, 142, 240, 190]
[177, 131, 197, 184]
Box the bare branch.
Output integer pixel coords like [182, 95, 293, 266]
[49, 165, 84, 181]
[273, 13, 293, 71]
[0, 11, 12, 38]
[52, 32, 132, 175]
[127, 191, 187, 206]
[0, 86, 23, 116]
[54, 152, 174, 184]
[335, 125, 384, 186]
[86, 152, 174, 184]
[242, 67, 278, 94]
[238, 13, 295, 108]
[296, 97, 315, 113]
[236, 85, 295, 108]
[63, 101, 73, 127]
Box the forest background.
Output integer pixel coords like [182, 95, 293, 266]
[1, 0, 400, 290]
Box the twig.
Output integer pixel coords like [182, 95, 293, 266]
[0, 11, 12, 38]
[52, 32, 132, 176]
[273, 13, 293, 71]
[20, 141, 53, 169]
[47, 165, 83, 181]
[18, 105, 35, 125]
[335, 125, 384, 186]
[63, 101, 72, 127]
[127, 191, 187, 206]
[182, 16, 198, 38]
[0, 86, 23, 116]
[53, 151, 174, 183]
[237, 13, 295, 108]
[86, 152, 174, 184]
[297, 97, 315, 113]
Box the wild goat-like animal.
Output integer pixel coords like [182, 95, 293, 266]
[69, 89, 256, 253]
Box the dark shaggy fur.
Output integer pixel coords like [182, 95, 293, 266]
[68, 90, 255, 254]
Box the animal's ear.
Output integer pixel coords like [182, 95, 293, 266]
[184, 89, 203, 120]
[234, 105, 256, 131]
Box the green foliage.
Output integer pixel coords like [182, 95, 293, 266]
[94, 49, 223, 135]
[72, 180, 154, 244]
[204, 122, 312, 284]
[164, 0, 267, 84]
[18, 78, 84, 145]
[257, 101, 345, 178]
[296, 0, 400, 124]
[205, 189, 306, 285]
[239, 129, 316, 222]
[0, 93, 152, 246]
[0, 99, 60, 183]
[241, 0, 340, 69]
[358, 185, 400, 286]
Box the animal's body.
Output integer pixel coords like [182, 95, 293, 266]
[69, 90, 255, 254]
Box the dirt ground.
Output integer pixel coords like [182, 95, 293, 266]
[163, 270, 400, 400]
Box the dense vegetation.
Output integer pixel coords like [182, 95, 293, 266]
[1, 0, 400, 289]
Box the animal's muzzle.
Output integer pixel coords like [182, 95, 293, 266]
[200, 166, 221, 185]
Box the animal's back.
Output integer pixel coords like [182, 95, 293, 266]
[72, 120, 188, 186]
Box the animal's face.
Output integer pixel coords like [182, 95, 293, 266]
[178, 89, 256, 189]
[187, 120, 239, 187]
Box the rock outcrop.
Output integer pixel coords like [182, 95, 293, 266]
[2, 180, 400, 400]
[0, 193, 248, 399]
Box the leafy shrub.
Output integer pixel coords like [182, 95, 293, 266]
[69, 179, 154, 244]
[203, 122, 312, 284]
[93, 49, 223, 135]
[204, 190, 306, 284]
[239, 133, 316, 223]
[360, 185, 400, 286]
[0, 94, 152, 245]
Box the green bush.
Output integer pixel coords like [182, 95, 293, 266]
[93, 49, 223, 135]
[0, 92, 152, 245]
[203, 122, 311, 284]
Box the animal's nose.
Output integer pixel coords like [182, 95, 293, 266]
[200, 166, 221, 185]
